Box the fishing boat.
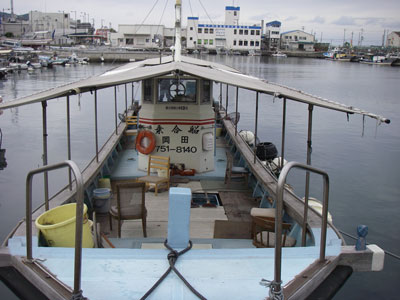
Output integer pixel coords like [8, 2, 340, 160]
[0, 1, 389, 299]
[271, 51, 287, 57]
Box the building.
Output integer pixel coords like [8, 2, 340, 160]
[387, 31, 400, 48]
[186, 6, 262, 53]
[280, 30, 315, 51]
[264, 21, 281, 51]
[109, 24, 183, 49]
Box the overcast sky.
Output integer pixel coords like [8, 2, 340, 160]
[8, 0, 400, 45]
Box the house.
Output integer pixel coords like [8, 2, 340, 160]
[109, 24, 184, 49]
[264, 21, 281, 51]
[387, 31, 400, 48]
[280, 30, 315, 51]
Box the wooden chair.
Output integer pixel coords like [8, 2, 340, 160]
[124, 115, 138, 136]
[137, 155, 170, 196]
[224, 151, 249, 185]
[251, 216, 296, 248]
[109, 182, 147, 238]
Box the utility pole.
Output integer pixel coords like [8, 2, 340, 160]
[343, 28, 346, 46]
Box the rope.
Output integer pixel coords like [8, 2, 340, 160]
[140, 240, 207, 300]
[155, 0, 169, 37]
[198, 0, 215, 26]
[339, 230, 400, 261]
[260, 279, 284, 300]
[134, 0, 160, 35]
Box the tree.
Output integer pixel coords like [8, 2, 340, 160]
[5, 32, 14, 38]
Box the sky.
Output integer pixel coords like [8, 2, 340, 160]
[6, 0, 400, 45]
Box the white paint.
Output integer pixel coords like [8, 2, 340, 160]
[368, 244, 385, 271]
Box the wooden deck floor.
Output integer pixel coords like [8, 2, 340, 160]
[97, 179, 260, 244]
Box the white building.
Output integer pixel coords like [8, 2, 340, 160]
[110, 24, 185, 49]
[29, 11, 71, 33]
[265, 21, 281, 51]
[387, 31, 400, 48]
[280, 30, 315, 51]
[186, 6, 262, 52]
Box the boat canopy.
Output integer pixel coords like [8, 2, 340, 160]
[0, 55, 390, 123]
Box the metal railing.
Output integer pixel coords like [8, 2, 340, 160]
[25, 160, 85, 300]
[272, 161, 330, 298]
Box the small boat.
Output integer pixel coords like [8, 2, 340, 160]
[0, 1, 389, 299]
[271, 51, 287, 57]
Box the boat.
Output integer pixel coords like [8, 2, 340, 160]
[360, 54, 397, 66]
[271, 52, 287, 57]
[0, 1, 389, 299]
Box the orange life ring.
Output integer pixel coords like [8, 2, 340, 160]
[136, 130, 156, 154]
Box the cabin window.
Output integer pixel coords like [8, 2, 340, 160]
[143, 79, 153, 102]
[201, 80, 211, 104]
[158, 79, 197, 103]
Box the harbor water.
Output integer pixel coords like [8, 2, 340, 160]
[0, 56, 399, 299]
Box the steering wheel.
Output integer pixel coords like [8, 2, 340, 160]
[169, 82, 186, 98]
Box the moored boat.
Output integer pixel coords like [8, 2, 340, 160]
[0, 1, 390, 299]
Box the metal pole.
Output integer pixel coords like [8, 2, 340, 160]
[219, 82, 222, 110]
[302, 104, 314, 246]
[114, 86, 118, 135]
[94, 90, 99, 163]
[225, 84, 228, 118]
[131, 82, 135, 106]
[41, 101, 49, 211]
[275, 161, 330, 297]
[235, 86, 239, 136]
[66, 96, 72, 190]
[254, 92, 259, 164]
[25, 161, 85, 296]
[280, 98, 287, 170]
[125, 84, 128, 115]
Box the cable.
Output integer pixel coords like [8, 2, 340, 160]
[134, 0, 160, 35]
[198, 0, 215, 26]
[155, 0, 169, 37]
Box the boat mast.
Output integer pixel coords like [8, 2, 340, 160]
[174, 0, 182, 62]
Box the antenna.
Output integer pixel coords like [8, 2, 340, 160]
[174, 0, 182, 62]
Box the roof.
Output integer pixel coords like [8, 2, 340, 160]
[266, 21, 281, 27]
[0, 55, 390, 123]
[281, 30, 312, 36]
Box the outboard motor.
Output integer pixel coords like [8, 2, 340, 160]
[256, 142, 278, 162]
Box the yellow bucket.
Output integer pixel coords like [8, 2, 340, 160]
[35, 203, 94, 248]
[216, 127, 222, 137]
[98, 178, 111, 190]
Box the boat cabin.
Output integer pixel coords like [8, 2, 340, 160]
[138, 74, 216, 173]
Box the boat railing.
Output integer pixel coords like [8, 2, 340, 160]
[273, 161, 329, 298]
[25, 160, 85, 299]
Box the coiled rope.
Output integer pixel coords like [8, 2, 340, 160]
[141, 240, 207, 300]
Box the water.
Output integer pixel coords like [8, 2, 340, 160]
[1, 57, 399, 299]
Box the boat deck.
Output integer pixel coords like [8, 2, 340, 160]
[98, 136, 258, 241]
